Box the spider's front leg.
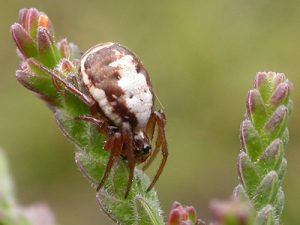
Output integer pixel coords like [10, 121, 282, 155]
[121, 122, 135, 198]
[75, 115, 109, 134]
[39, 64, 98, 112]
[144, 110, 168, 192]
[96, 130, 124, 192]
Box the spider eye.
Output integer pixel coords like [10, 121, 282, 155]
[143, 145, 151, 154]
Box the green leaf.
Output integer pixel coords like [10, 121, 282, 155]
[246, 90, 267, 131]
[255, 205, 277, 225]
[253, 171, 279, 211]
[95, 163, 164, 225]
[257, 139, 284, 175]
[274, 188, 284, 218]
[237, 152, 260, 198]
[240, 119, 264, 161]
[263, 106, 288, 141]
[135, 195, 164, 225]
[37, 27, 60, 68]
[11, 23, 38, 59]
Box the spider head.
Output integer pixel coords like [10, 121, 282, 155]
[133, 131, 151, 163]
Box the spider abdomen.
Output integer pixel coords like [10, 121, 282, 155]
[81, 43, 153, 129]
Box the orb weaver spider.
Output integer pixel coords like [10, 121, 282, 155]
[41, 42, 168, 198]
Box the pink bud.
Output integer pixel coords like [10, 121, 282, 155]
[270, 82, 289, 108]
[168, 208, 182, 225]
[37, 27, 59, 67]
[58, 39, 71, 58]
[168, 202, 202, 225]
[264, 105, 288, 137]
[58, 59, 75, 74]
[24, 8, 39, 38]
[255, 72, 268, 89]
[11, 23, 38, 58]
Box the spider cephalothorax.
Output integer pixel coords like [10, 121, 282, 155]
[43, 43, 168, 198]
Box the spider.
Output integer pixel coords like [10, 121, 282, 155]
[41, 42, 168, 198]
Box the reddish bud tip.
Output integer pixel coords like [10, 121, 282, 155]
[58, 38, 71, 58]
[168, 209, 182, 225]
[270, 82, 289, 107]
[210, 200, 252, 225]
[25, 8, 39, 37]
[168, 202, 202, 225]
[18, 8, 28, 26]
[37, 27, 59, 67]
[58, 59, 75, 74]
[272, 72, 286, 87]
[255, 72, 268, 89]
[11, 23, 38, 59]
[186, 206, 197, 223]
[264, 105, 288, 137]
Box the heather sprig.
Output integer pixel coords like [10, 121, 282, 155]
[11, 8, 164, 225]
[235, 72, 292, 225]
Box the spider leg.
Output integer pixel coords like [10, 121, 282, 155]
[143, 112, 161, 170]
[96, 132, 123, 191]
[39, 64, 96, 109]
[122, 122, 135, 199]
[75, 115, 109, 134]
[145, 112, 156, 141]
[146, 111, 168, 192]
[142, 125, 163, 171]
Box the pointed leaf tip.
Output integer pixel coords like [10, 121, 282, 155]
[255, 205, 275, 225]
[246, 89, 267, 130]
[240, 119, 263, 161]
[11, 23, 38, 59]
[37, 27, 59, 67]
[264, 105, 288, 139]
[237, 152, 259, 198]
[254, 171, 279, 210]
[24, 8, 39, 38]
[270, 82, 290, 108]
[258, 139, 283, 173]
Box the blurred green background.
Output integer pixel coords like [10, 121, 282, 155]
[0, 0, 299, 224]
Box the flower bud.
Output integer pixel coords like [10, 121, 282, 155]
[270, 82, 290, 108]
[11, 23, 38, 59]
[254, 72, 268, 89]
[240, 119, 263, 161]
[257, 139, 283, 172]
[18, 8, 53, 39]
[58, 59, 75, 75]
[254, 72, 287, 103]
[210, 199, 252, 225]
[255, 205, 275, 225]
[12, 8, 55, 62]
[237, 152, 259, 198]
[246, 90, 267, 130]
[37, 27, 59, 68]
[272, 73, 285, 87]
[254, 171, 279, 210]
[167, 202, 203, 225]
[58, 38, 71, 58]
[264, 106, 288, 139]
